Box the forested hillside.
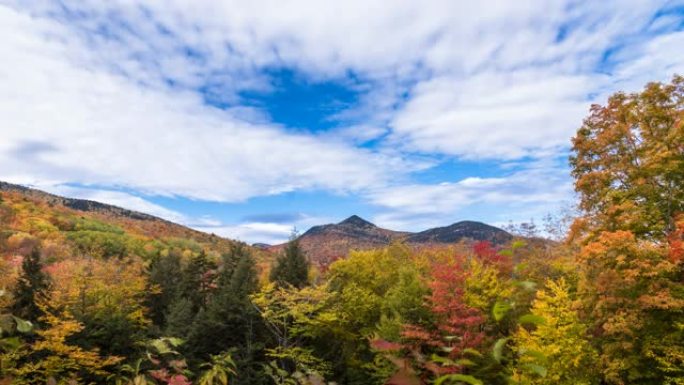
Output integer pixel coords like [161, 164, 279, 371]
[1, 77, 683, 385]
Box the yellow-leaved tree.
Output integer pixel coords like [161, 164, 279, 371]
[511, 278, 598, 385]
[9, 305, 122, 384]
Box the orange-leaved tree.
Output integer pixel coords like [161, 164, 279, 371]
[570, 75, 684, 384]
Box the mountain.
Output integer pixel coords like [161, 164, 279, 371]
[1, 181, 512, 267]
[269, 215, 408, 264]
[405, 220, 512, 245]
[0, 181, 269, 264]
[270, 215, 512, 264]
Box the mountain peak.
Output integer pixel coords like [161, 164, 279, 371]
[339, 215, 375, 228]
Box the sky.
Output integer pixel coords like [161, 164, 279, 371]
[1, 1, 683, 244]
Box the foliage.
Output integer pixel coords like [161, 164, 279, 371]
[570, 75, 684, 384]
[577, 231, 683, 384]
[270, 236, 310, 289]
[2, 73, 683, 385]
[45, 256, 150, 357]
[9, 305, 122, 384]
[511, 278, 598, 385]
[198, 352, 237, 385]
[11, 246, 50, 322]
[570, 75, 684, 240]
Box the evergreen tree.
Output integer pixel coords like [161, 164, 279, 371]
[180, 250, 216, 313]
[218, 243, 249, 288]
[11, 246, 50, 322]
[145, 251, 183, 327]
[165, 296, 195, 339]
[185, 250, 268, 384]
[269, 236, 309, 288]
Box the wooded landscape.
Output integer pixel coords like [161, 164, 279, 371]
[1, 77, 683, 384]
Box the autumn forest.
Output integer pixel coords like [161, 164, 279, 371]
[1, 77, 683, 385]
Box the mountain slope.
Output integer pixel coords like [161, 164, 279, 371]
[271, 215, 512, 263]
[0, 181, 266, 264]
[405, 220, 512, 244]
[269, 215, 408, 264]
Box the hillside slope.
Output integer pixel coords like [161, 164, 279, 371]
[0, 181, 264, 264]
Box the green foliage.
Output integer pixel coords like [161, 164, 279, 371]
[165, 297, 195, 339]
[434, 374, 483, 385]
[198, 352, 237, 385]
[73, 217, 125, 234]
[146, 251, 183, 327]
[67, 230, 131, 258]
[11, 247, 50, 322]
[270, 237, 310, 289]
[179, 250, 216, 313]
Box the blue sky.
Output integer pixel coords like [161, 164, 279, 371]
[1, 1, 683, 243]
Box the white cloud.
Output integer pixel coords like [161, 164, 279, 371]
[368, 160, 575, 230]
[1, 0, 683, 237]
[0, 4, 413, 202]
[390, 72, 596, 159]
[193, 222, 294, 245]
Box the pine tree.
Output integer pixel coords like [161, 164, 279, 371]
[165, 296, 195, 339]
[185, 250, 267, 384]
[145, 251, 183, 327]
[11, 246, 50, 322]
[270, 236, 309, 288]
[219, 243, 247, 286]
[180, 250, 216, 313]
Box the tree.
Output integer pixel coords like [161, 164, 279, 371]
[570, 75, 684, 240]
[251, 283, 334, 384]
[403, 255, 486, 374]
[270, 236, 309, 289]
[180, 251, 216, 313]
[165, 297, 195, 339]
[146, 251, 183, 328]
[11, 246, 50, 322]
[9, 306, 122, 384]
[184, 250, 267, 384]
[577, 231, 682, 384]
[570, 76, 684, 384]
[511, 278, 598, 385]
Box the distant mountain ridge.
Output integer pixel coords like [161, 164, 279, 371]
[271, 215, 512, 263]
[0, 181, 161, 222]
[405, 220, 511, 245]
[1, 181, 512, 265]
[0, 181, 239, 250]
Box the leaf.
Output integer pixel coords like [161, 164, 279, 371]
[515, 280, 537, 291]
[492, 301, 512, 321]
[511, 240, 527, 249]
[518, 314, 546, 326]
[0, 336, 22, 350]
[452, 358, 476, 367]
[461, 348, 483, 358]
[12, 316, 33, 333]
[430, 354, 454, 365]
[434, 373, 483, 385]
[513, 262, 529, 273]
[524, 363, 548, 377]
[520, 349, 547, 363]
[492, 337, 509, 363]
